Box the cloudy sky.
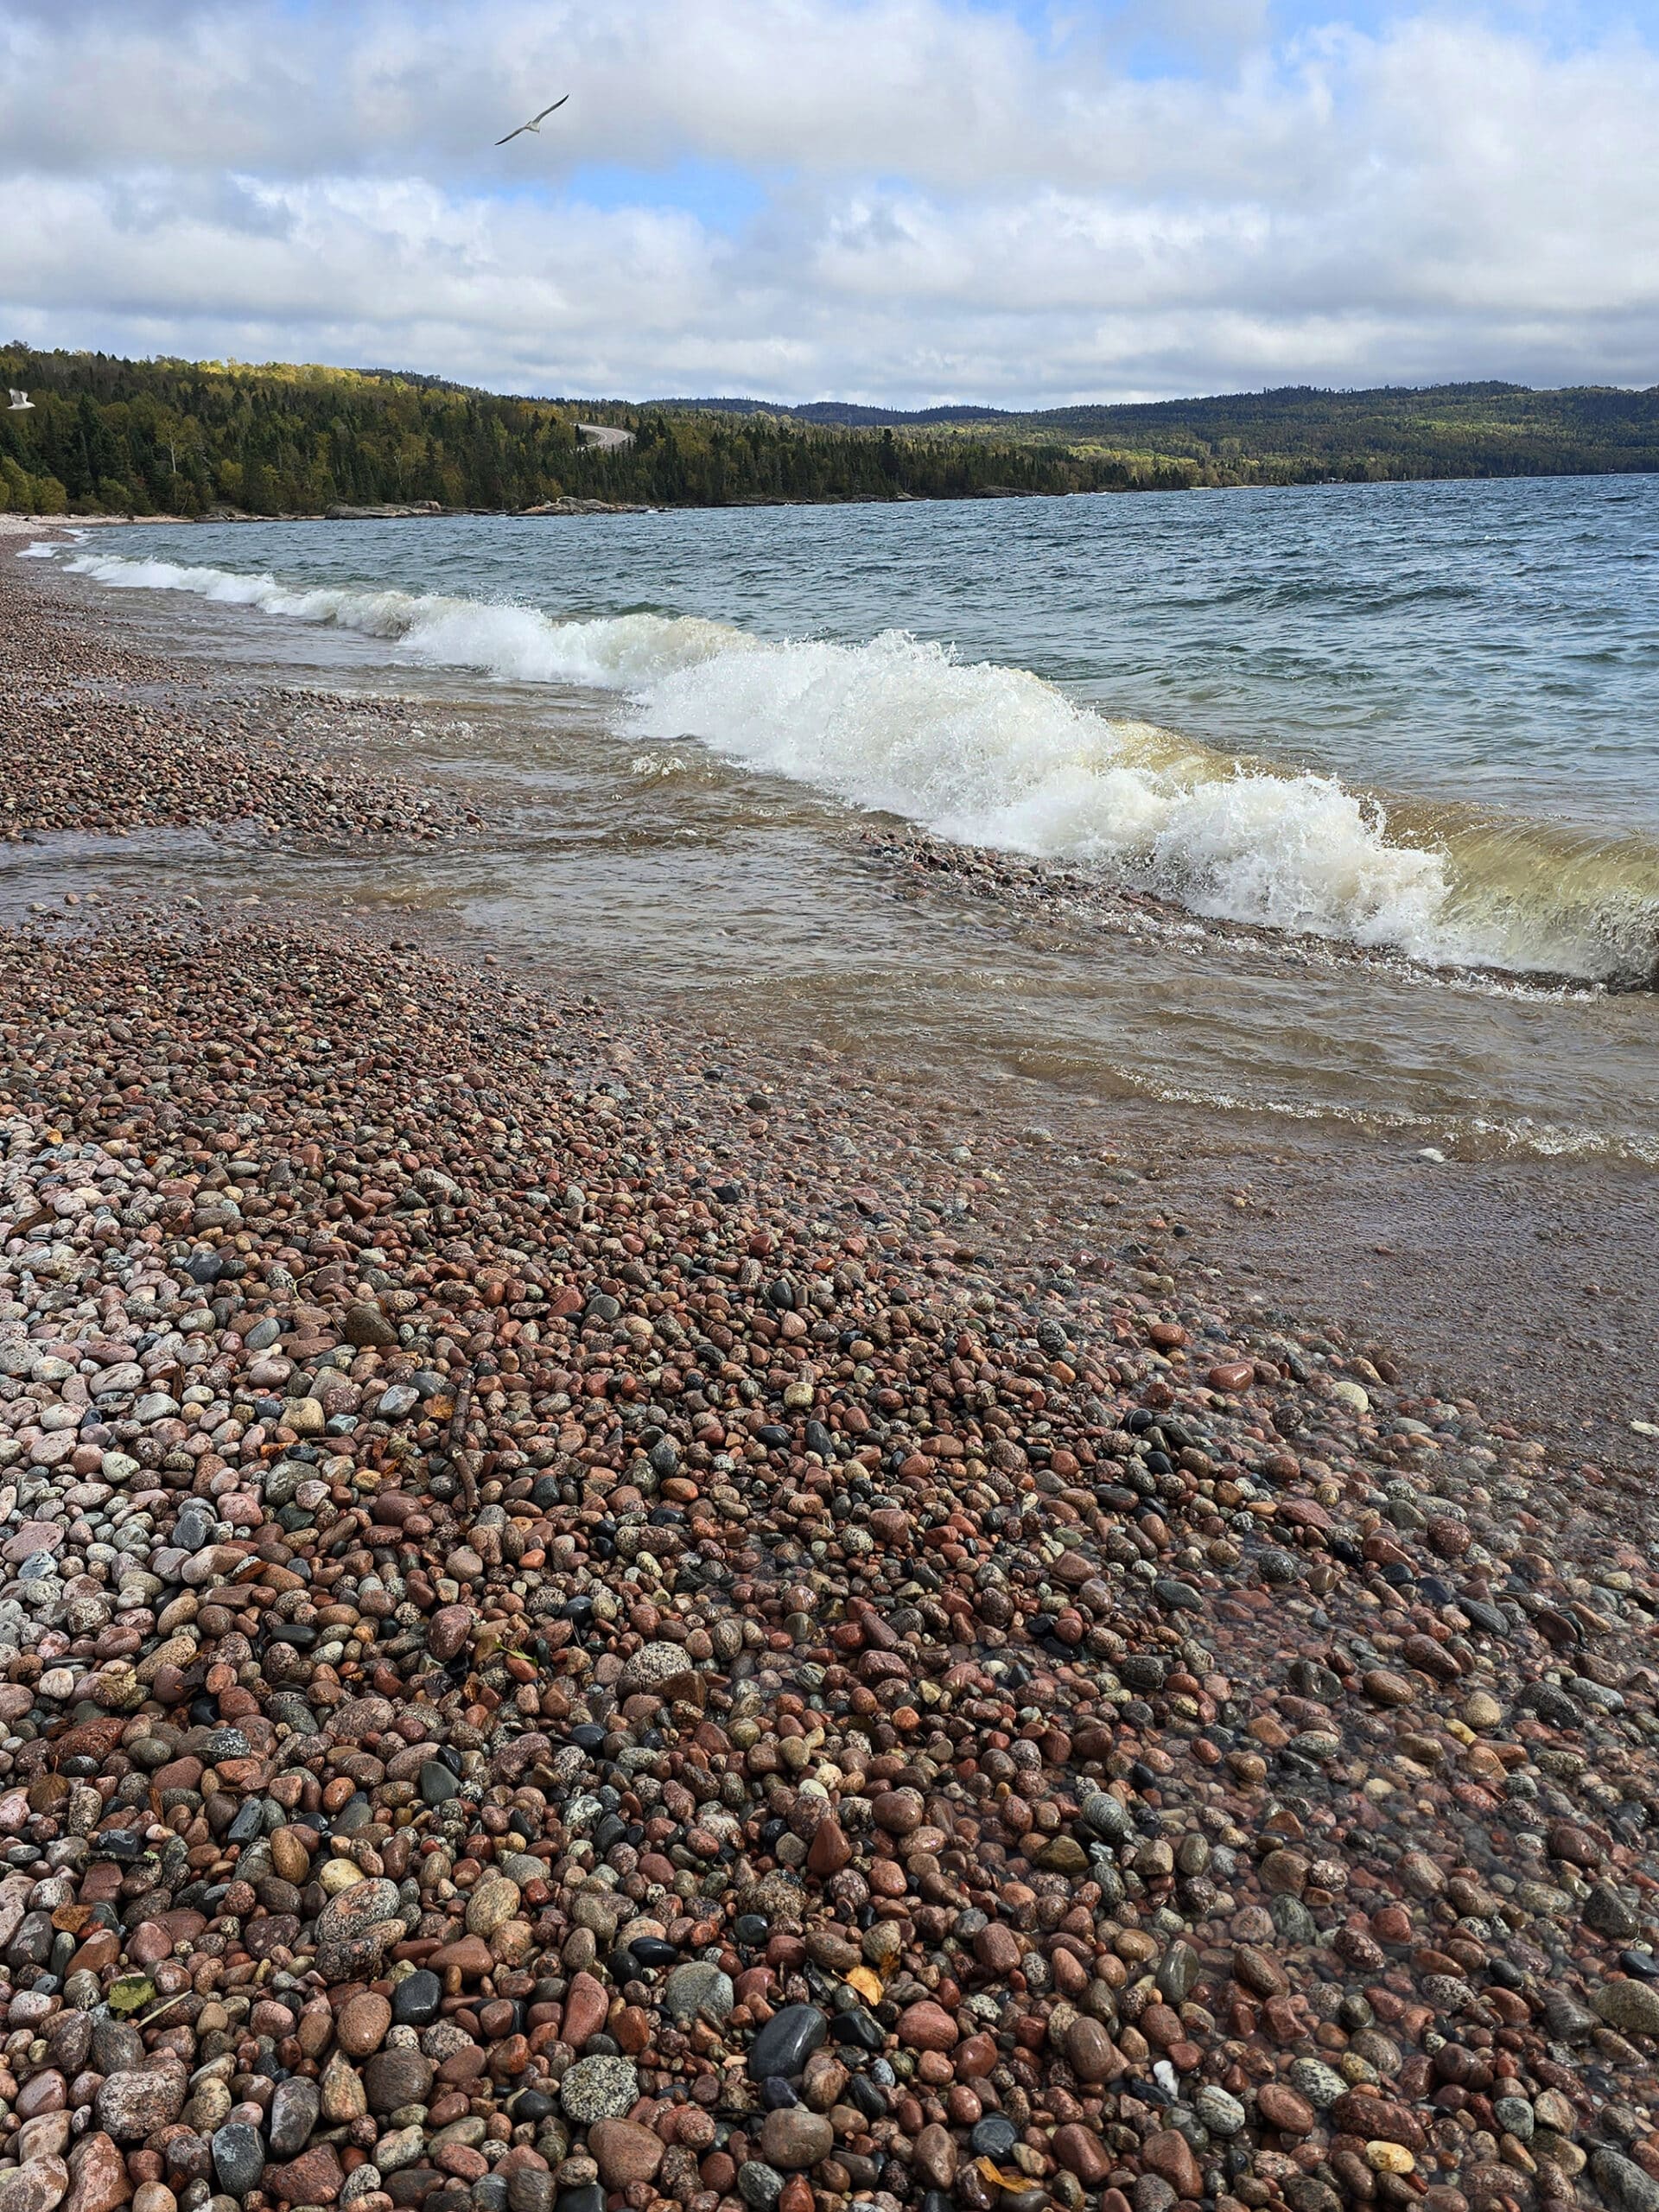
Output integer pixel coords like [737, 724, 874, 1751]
[3, 0, 1656, 406]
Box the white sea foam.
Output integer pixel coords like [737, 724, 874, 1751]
[58, 549, 1656, 981]
[62, 551, 744, 685]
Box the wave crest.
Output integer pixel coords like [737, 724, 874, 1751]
[58, 548, 1659, 983]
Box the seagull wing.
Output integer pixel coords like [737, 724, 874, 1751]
[531, 94, 569, 124]
[495, 123, 529, 144]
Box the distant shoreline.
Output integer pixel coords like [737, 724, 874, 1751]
[10, 461, 1659, 536]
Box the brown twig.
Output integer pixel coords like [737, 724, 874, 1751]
[448, 1372, 479, 1514]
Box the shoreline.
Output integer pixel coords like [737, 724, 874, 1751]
[0, 528, 1656, 2212]
[10, 455, 1659, 535]
[7, 536, 1659, 1466]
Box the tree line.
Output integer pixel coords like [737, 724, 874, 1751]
[0, 349, 1186, 518]
[686, 379, 1659, 484]
[2, 349, 1654, 519]
[1019, 382, 1659, 483]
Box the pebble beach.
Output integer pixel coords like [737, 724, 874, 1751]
[0, 531, 1655, 2212]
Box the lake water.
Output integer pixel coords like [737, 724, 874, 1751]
[33, 474, 1659, 1165]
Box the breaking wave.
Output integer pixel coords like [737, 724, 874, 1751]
[58, 549, 1659, 984]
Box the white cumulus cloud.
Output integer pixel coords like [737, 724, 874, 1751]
[1, 0, 1656, 402]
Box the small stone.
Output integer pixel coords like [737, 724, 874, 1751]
[747, 2005, 829, 2082]
[428, 1606, 473, 1661]
[1592, 2152, 1659, 2212]
[391, 1970, 443, 2028]
[663, 1961, 734, 2025]
[1584, 1883, 1639, 1940]
[318, 2055, 367, 2125]
[0, 2158, 69, 2212]
[1592, 1981, 1659, 2036]
[267, 2079, 321, 2159]
[315, 1878, 404, 1984]
[270, 1827, 312, 1884]
[1052, 2126, 1110, 2186]
[896, 2000, 957, 2051]
[805, 1816, 851, 1876]
[1141, 2129, 1204, 2200]
[363, 2050, 433, 2114]
[912, 2126, 958, 2189]
[757, 2111, 832, 2172]
[370, 2130, 423, 2177]
[971, 2117, 1019, 2161]
[1288, 2059, 1348, 2111]
[211, 2126, 265, 2200]
[1368, 2144, 1415, 2176]
[1257, 2085, 1315, 2135]
[419, 1759, 460, 1803]
[1157, 1939, 1201, 2004]
[619, 1641, 698, 1697]
[587, 2124, 664, 2190]
[336, 1992, 392, 2056]
[96, 2065, 186, 2143]
[464, 1873, 522, 1937]
[343, 1303, 397, 1348]
[1362, 1669, 1415, 1707]
[1194, 2087, 1247, 2138]
[558, 2056, 639, 2125]
[1080, 1791, 1133, 1843]
[1038, 1834, 1089, 1872]
[62, 2138, 129, 2212]
[266, 2147, 344, 2206]
[1065, 2017, 1124, 2084]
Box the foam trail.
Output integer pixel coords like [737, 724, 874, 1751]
[61, 551, 745, 685]
[56, 550, 1659, 982]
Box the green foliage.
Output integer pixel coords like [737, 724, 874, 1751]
[1014, 382, 1659, 481]
[1, 349, 1653, 518]
[731, 380, 1659, 486]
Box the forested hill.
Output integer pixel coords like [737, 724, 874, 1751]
[675, 381, 1659, 478]
[0, 350, 1163, 517]
[2, 348, 1656, 518]
[992, 382, 1659, 480]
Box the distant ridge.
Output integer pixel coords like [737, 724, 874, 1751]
[656, 397, 1019, 426]
[656, 378, 1656, 435]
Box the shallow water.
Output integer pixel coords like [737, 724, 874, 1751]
[25, 477, 1659, 1164]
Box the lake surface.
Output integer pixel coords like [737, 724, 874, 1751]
[30, 474, 1659, 1165]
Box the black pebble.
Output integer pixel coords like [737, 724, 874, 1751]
[391, 1968, 443, 2027]
[830, 2007, 883, 2052]
[970, 2116, 1018, 2160]
[847, 2074, 887, 2120]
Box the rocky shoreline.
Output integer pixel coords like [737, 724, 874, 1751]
[0, 535, 1654, 2212]
[0, 550, 481, 846]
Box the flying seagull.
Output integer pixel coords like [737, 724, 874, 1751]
[497, 94, 569, 145]
[7, 391, 32, 411]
